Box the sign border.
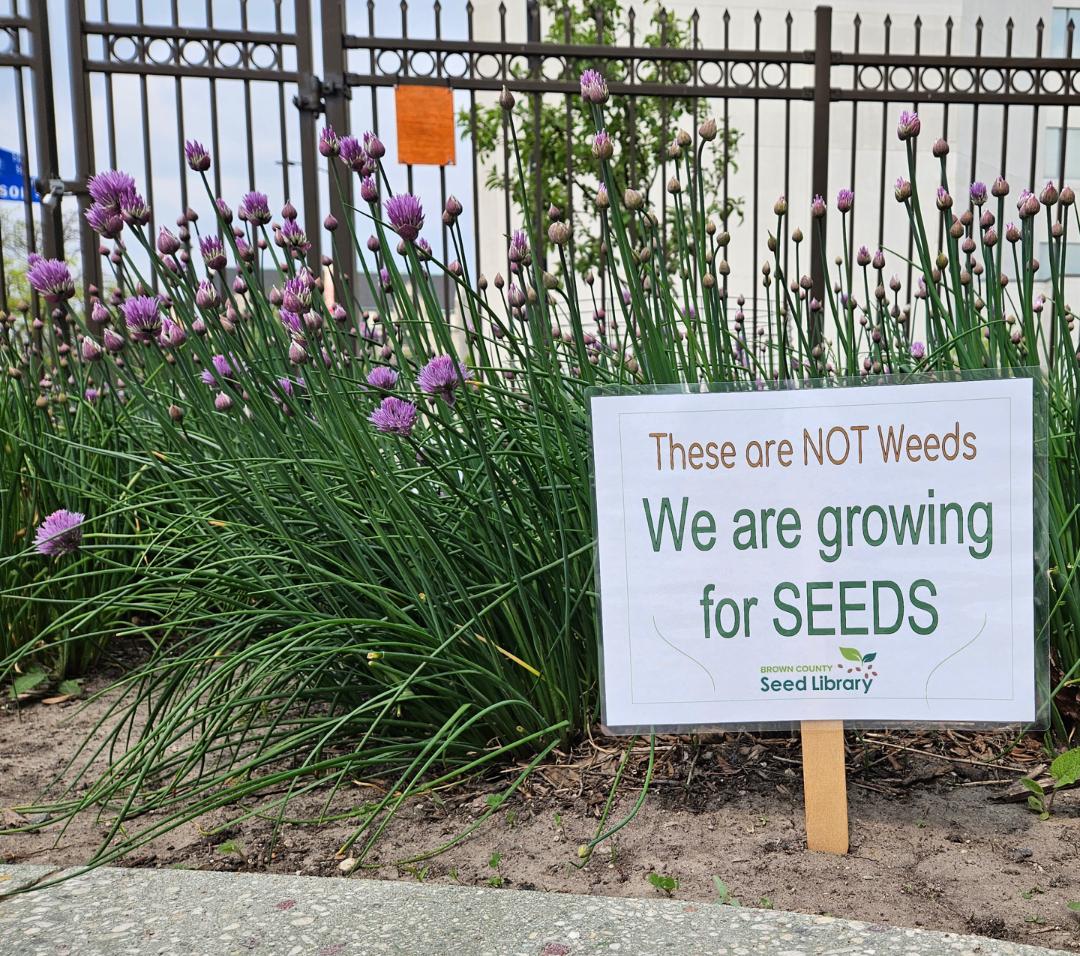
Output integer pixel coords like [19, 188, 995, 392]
[586, 369, 1049, 735]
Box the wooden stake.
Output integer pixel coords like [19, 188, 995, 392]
[800, 720, 849, 854]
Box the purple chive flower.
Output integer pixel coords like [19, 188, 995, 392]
[84, 387, 100, 404]
[384, 194, 424, 243]
[894, 177, 912, 202]
[280, 219, 311, 257]
[103, 328, 125, 353]
[216, 198, 233, 223]
[27, 258, 75, 303]
[507, 283, 526, 308]
[80, 336, 103, 362]
[238, 191, 272, 226]
[579, 68, 609, 104]
[910, 341, 926, 360]
[212, 353, 235, 379]
[379, 267, 391, 291]
[366, 366, 399, 390]
[992, 176, 1010, 198]
[360, 176, 378, 204]
[362, 131, 385, 160]
[121, 295, 163, 342]
[34, 509, 85, 557]
[319, 125, 339, 157]
[508, 230, 529, 263]
[85, 203, 124, 238]
[120, 192, 151, 226]
[195, 280, 220, 310]
[966, 181, 987, 207]
[157, 227, 181, 255]
[418, 354, 470, 406]
[370, 396, 418, 435]
[279, 308, 305, 336]
[201, 353, 236, 387]
[1017, 189, 1040, 219]
[1039, 180, 1059, 207]
[185, 140, 211, 172]
[214, 391, 233, 412]
[200, 235, 227, 270]
[836, 188, 854, 213]
[159, 317, 187, 348]
[338, 136, 362, 167]
[87, 169, 137, 212]
[282, 272, 315, 313]
[339, 136, 374, 175]
[897, 110, 921, 141]
[592, 130, 614, 160]
[810, 194, 827, 218]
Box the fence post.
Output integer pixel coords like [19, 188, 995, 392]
[27, 0, 63, 265]
[66, 0, 101, 309]
[527, 0, 544, 262]
[321, 0, 354, 299]
[809, 5, 832, 348]
[294, 0, 322, 272]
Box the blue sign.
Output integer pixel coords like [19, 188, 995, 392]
[0, 148, 39, 203]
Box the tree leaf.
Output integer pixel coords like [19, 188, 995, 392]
[839, 647, 862, 662]
[1049, 747, 1080, 789]
[861, 653, 877, 663]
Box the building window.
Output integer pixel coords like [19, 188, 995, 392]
[1044, 127, 1080, 180]
[1037, 242, 1080, 279]
[1051, 7, 1080, 57]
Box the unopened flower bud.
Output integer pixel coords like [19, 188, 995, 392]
[547, 221, 572, 246]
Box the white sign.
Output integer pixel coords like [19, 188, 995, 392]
[590, 377, 1038, 730]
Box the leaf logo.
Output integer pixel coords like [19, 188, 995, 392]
[838, 647, 879, 677]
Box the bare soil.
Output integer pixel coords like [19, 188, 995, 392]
[2, 658, 1079, 952]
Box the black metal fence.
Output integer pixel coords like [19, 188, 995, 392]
[1, 0, 1078, 318]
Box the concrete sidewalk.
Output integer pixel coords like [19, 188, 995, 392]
[0, 864, 1073, 956]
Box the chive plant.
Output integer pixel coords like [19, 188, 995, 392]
[1, 70, 1078, 877]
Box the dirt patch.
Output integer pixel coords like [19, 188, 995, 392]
[2, 661, 1078, 952]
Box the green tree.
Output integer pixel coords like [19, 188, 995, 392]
[461, 0, 740, 278]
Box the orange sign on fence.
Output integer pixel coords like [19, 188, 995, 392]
[395, 85, 456, 167]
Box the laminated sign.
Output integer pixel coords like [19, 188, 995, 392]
[589, 375, 1046, 732]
